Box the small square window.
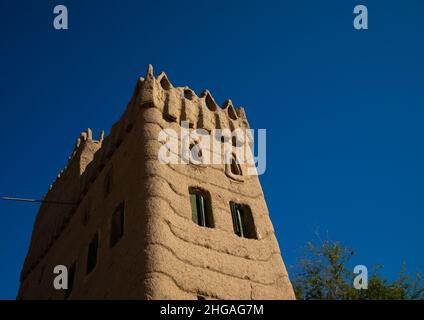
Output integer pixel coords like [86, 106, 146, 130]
[189, 189, 213, 228]
[230, 202, 257, 239]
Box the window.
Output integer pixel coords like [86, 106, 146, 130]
[160, 75, 172, 90]
[230, 202, 257, 239]
[38, 265, 46, 285]
[82, 201, 91, 226]
[228, 105, 238, 120]
[184, 89, 194, 100]
[230, 156, 242, 176]
[126, 123, 133, 133]
[189, 143, 203, 165]
[104, 168, 113, 198]
[38, 265, 45, 285]
[86, 233, 98, 275]
[205, 93, 217, 111]
[189, 189, 213, 228]
[225, 154, 244, 181]
[65, 263, 76, 299]
[110, 202, 125, 248]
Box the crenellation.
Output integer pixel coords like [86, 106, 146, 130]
[163, 89, 181, 122]
[134, 64, 250, 134]
[201, 90, 219, 112]
[198, 102, 215, 132]
[157, 71, 173, 91]
[182, 98, 198, 128]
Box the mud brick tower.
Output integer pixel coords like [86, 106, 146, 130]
[17, 65, 295, 300]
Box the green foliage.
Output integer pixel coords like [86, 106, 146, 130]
[293, 240, 423, 300]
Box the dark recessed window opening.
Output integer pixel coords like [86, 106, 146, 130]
[38, 265, 46, 285]
[189, 189, 213, 228]
[65, 263, 76, 299]
[126, 123, 133, 132]
[110, 202, 125, 248]
[184, 89, 195, 100]
[163, 112, 176, 122]
[228, 106, 238, 120]
[230, 202, 257, 239]
[160, 76, 171, 90]
[82, 202, 91, 226]
[205, 94, 217, 111]
[189, 143, 203, 164]
[86, 233, 98, 275]
[230, 156, 242, 176]
[104, 169, 113, 198]
[197, 295, 206, 300]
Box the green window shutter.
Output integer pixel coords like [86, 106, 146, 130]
[190, 193, 198, 224]
[236, 206, 244, 237]
[198, 194, 207, 227]
[230, 202, 237, 234]
[190, 191, 211, 227]
[231, 202, 241, 236]
[230, 202, 256, 239]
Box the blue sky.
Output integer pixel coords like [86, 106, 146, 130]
[0, 0, 423, 299]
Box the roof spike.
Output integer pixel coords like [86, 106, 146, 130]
[146, 64, 154, 78]
[99, 130, 105, 142]
[87, 128, 93, 141]
[236, 106, 246, 119]
[221, 99, 234, 109]
[80, 131, 87, 142]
